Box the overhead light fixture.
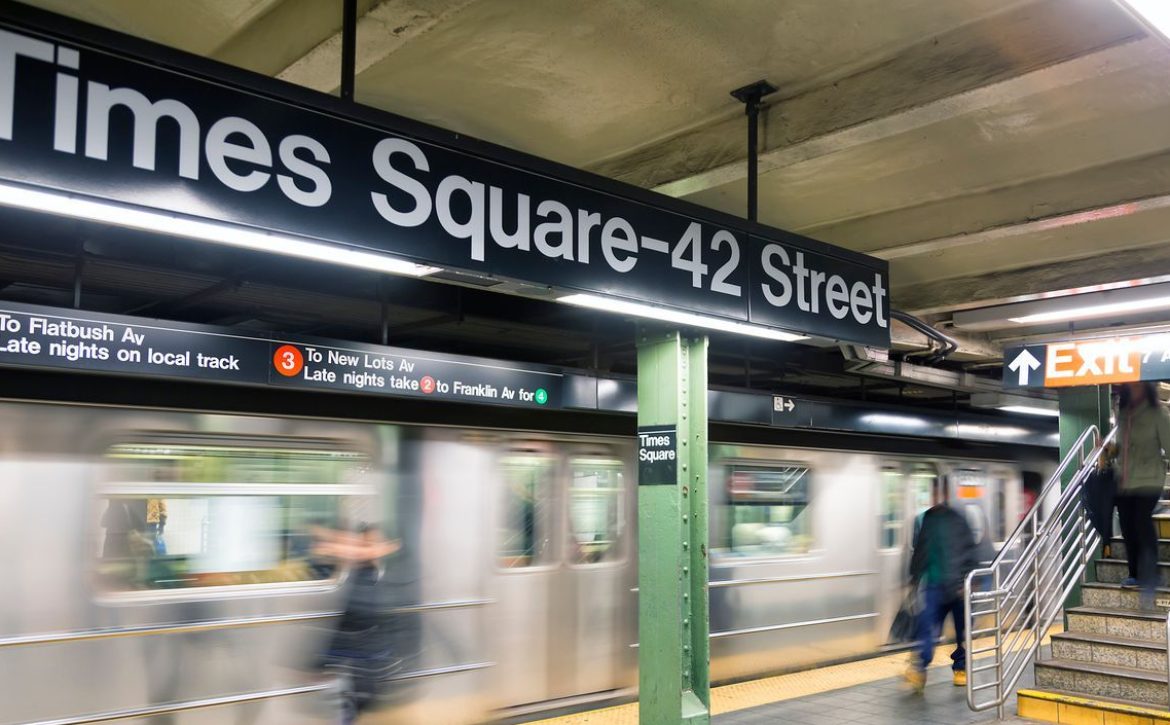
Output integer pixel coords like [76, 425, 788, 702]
[0, 182, 440, 278]
[1116, 1, 1170, 43]
[970, 392, 1059, 417]
[998, 405, 1060, 418]
[1008, 296, 1170, 325]
[952, 281, 1170, 331]
[557, 293, 808, 342]
[953, 423, 1030, 439]
[859, 413, 930, 429]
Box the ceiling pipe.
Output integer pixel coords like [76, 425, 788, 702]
[890, 309, 958, 364]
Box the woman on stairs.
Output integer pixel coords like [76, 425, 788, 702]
[1115, 381, 1170, 610]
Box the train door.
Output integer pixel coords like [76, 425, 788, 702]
[491, 442, 630, 710]
[876, 462, 906, 643]
[557, 448, 629, 696]
[952, 466, 995, 566]
[989, 466, 1020, 546]
[492, 442, 561, 708]
[877, 461, 938, 643]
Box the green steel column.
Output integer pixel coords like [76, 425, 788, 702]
[1059, 385, 1111, 602]
[1058, 386, 1111, 488]
[637, 328, 710, 725]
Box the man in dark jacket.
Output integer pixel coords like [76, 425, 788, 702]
[906, 476, 978, 692]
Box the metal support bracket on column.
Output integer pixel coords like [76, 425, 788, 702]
[637, 327, 710, 725]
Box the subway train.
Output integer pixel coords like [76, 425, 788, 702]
[0, 398, 1050, 724]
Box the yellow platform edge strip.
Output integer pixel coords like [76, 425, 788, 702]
[529, 626, 1062, 725]
[1019, 689, 1170, 725]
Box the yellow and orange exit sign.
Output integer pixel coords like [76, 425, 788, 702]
[1003, 335, 1170, 389]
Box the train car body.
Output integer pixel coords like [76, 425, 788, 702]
[0, 400, 1050, 724]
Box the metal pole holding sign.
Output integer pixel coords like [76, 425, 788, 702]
[730, 80, 778, 223]
[340, 0, 357, 101]
[637, 327, 710, 725]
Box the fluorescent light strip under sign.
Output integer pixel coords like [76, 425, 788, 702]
[557, 293, 808, 342]
[0, 183, 440, 277]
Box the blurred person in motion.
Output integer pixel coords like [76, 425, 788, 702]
[1115, 381, 1170, 609]
[313, 524, 402, 724]
[905, 476, 977, 692]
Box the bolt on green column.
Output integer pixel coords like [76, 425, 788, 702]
[637, 327, 710, 725]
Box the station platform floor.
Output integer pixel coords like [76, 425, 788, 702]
[530, 641, 1036, 725]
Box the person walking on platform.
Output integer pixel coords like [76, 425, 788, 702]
[905, 476, 977, 693]
[1116, 381, 1170, 610]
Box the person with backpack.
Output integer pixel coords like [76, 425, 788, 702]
[905, 476, 978, 692]
[1115, 382, 1170, 610]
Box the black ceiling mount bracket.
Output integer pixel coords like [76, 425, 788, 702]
[730, 80, 778, 222]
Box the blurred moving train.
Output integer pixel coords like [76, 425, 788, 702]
[0, 399, 1049, 724]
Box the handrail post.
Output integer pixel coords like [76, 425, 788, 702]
[962, 424, 1116, 715]
[1032, 522, 1041, 663]
[995, 565, 1004, 720]
[1165, 611, 1169, 708]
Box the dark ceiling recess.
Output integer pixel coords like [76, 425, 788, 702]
[0, 204, 1003, 410]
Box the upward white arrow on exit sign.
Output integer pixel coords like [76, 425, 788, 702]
[1008, 349, 1041, 386]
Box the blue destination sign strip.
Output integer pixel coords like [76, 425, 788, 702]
[0, 302, 562, 409]
[0, 4, 889, 346]
[0, 301, 1054, 446]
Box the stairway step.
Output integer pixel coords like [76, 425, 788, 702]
[1083, 582, 1170, 611]
[1096, 558, 1170, 587]
[1034, 658, 1168, 707]
[1051, 630, 1168, 673]
[1158, 515, 1170, 539]
[1108, 537, 1170, 561]
[1017, 688, 1170, 724]
[1066, 606, 1167, 642]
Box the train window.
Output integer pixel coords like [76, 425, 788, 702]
[568, 457, 626, 565]
[97, 442, 372, 592]
[498, 454, 556, 568]
[720, 463, 812, 557]
[909, 465, 936, 516]
[879, 466, 903, 549]
[994, 472, 1009, 542]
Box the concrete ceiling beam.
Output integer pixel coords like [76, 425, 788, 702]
[896, 237, 1170, 315]
[588, 0, 1149, 197]
[871, 192, 1170, 262]
[276, 0, 480, 94]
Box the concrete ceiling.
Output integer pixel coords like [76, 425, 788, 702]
[15, 0, 1170, 363]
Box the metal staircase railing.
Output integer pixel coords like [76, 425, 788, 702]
[964, 423, 1117, 717]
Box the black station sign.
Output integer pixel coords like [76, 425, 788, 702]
[0, 9, 889, 347]
[0, 302, 562, 408]
[637, 426, 678, 485]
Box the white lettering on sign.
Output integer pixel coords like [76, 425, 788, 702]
[0, 27, 888, 342]
[1046, 343, 1075, 380]
[638, 447, 676, 463]
[0, 29, 332, 207]
[759, 245, 886, 328]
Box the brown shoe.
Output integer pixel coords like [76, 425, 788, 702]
[953, 670, 967, 687]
